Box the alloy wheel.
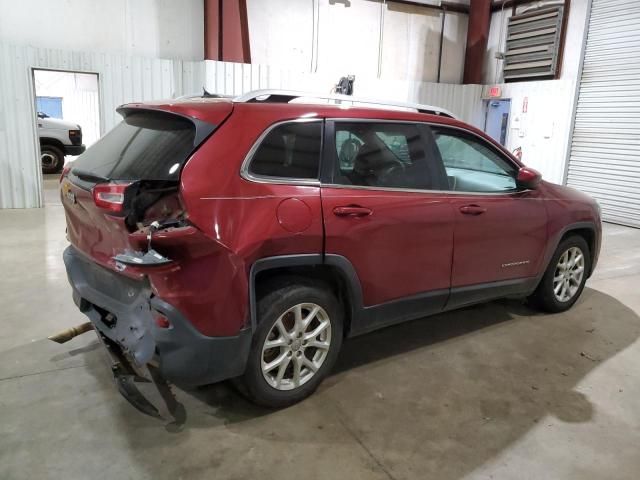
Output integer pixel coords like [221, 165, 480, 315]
[261, 303, 332, 391]
[553, 246, 585, 302]
[41, 152, 57, 169]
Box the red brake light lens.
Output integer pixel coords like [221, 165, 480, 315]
[92, 183, 131, 213]
[152, 311, 171, 329]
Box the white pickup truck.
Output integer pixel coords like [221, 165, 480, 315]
[37, 112, 86, 174]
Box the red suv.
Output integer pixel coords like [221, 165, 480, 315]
[61, 90, 601, 412]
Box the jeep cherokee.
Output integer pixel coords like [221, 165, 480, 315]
[60, 90, 601, 411]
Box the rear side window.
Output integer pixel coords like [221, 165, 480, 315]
[248, 121, 322, 179]
[332, 122, 434, 190]
[71, 111, 198, 181]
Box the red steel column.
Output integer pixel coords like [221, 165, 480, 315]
[221, 0, 251, 63]
[204, 0, 221, 60]
[204, 0, 251, 63]
[463, 0, 491, 84]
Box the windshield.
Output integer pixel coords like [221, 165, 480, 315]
[71, 111, 197, 181]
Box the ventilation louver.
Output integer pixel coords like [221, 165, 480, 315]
[503, 6, 565, 82]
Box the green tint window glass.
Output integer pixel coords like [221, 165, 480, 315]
[433, 128, 517, 192]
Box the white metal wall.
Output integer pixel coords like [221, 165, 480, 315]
[0, 43, 483, 210]
[567, 0, 640, 228]
[204, 60, 485, 126]
[0, 42, 206, 209]
[246, 0, 468, 84]
[482, 79, 578, 184]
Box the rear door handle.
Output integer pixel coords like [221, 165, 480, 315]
[333, 206, 373, 217]
[459, 204, 487, 215]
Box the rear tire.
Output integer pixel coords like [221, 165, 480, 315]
[41, 145, 65, 174]
[238, 279, 343, 408]
[529, 235, 591, 313]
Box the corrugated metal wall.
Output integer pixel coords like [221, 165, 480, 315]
[0, 43, 42, 209]
[484, 79, 578, 184]
[0, 42, 206, 209]
[203, 60, 485, 126]
[566, 0, 640, 228]
[0, 42, 483, 209]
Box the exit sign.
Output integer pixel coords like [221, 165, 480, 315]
[488, 86, 502, 98]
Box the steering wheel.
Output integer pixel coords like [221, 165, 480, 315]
[379, 158, 407, 180]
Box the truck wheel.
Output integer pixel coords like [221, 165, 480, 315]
[41, 145, 64, 174]
[528, 235, 591, 313]
[239, 279, 343, 408]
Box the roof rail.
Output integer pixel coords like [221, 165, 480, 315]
[233, 89, 457, 119]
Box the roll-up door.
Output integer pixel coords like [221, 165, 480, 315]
[566, 0, 640, 228]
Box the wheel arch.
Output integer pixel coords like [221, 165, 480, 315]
[39, 137, 66, 151]
[249, 254, 364, 337]
[547, 222, 598, 279]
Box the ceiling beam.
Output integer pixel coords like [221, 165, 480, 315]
[490, 0, 557, 13]
[390, 1, 470, 14]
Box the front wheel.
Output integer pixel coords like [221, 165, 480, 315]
[239, 280, 343, 408]
[529, 235, 591, 313]
[41, 145, 65, 174]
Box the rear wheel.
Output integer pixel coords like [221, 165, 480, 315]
[239, 279, 343, 407]
[529, 235, 590, 313]
[41, 145, 65, 174]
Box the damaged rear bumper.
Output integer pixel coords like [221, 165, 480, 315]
[95, 329, 178, 419]
[63, 246, 251, 389]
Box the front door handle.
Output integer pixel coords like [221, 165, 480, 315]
[459, 204, 487, 215]
[333, 205, 373, 217]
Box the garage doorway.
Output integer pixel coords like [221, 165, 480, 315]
[32, 69, 100, 181]
[484, 99, 511, 146]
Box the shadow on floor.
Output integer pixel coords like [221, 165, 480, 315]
[73, 286, 640, 479]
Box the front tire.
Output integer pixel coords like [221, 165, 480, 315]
[239, 279, 343, 408]
[529, 235, 591, 313]
[41, 145, 65, 174]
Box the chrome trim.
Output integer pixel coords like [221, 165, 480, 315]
[319, 183, 526, 197]
[324, 119, 523, 196]
[239, 117, 524, 195]
[328, 118, 522, 172]
[240, 118, 323, 187]
[233, 89, 457, 119]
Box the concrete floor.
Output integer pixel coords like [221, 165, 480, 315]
[1, 176, 639, 480]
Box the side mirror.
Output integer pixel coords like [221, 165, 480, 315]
[516, 167, 542, 190]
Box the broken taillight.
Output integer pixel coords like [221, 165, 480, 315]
[152, 311, 171, 329]
[92, 183, 131, 213]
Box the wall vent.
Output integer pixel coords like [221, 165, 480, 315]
[503, 6, 565, 82]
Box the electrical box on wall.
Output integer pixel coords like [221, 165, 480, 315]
[503, 6, 565, 82]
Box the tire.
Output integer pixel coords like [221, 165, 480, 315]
[529, 235, 591, 313]
[238, 278, 344, 408]
[41, 145, 65, 174]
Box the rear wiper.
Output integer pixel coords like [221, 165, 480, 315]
[71, 169, 109, 183]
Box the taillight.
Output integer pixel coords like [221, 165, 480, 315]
[92, 183, 131, 213]
[152, 311, 171, 329]
[59, 164, 71, 183]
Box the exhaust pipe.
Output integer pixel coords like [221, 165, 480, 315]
[48, 322, 94, 344]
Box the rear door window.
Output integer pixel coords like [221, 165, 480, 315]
[71, 111, 200, 181]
